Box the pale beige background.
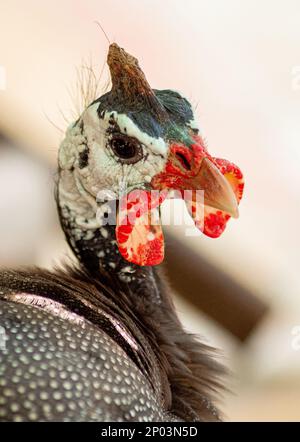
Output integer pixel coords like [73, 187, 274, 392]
[0, 0, 300, 421]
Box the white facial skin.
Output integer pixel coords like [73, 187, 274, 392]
[59, 103, 169, 201]
[57, 95, 200, 252]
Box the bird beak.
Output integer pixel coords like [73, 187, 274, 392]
[151, 135, 244, 238]
[193, 157, 239, 219]
[105, 44, 244, 266]
[116, 135, 244, 266]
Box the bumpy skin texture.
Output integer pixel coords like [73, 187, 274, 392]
[0, 300, 175, 422]
[0, 45, 228, 422]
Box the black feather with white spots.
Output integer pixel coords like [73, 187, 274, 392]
[0, 301, 174, 422]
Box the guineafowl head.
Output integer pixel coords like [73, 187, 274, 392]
[58, 43, 244, 269]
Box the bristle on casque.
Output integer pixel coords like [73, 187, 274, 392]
[107, 43, 169, 121]
[105, 44, 244, 266]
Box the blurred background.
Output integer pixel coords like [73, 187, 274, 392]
[0, 0, 300, 421]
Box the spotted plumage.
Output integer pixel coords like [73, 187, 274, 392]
[0, 301, 170, 421]
[0, 43, 244, 422]
[0, 266, 223, 421]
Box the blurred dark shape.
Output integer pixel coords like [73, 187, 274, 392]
[164, 232, 269, 341]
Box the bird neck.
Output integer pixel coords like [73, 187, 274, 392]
[57, 169, 164, 305]
[56, 169, 222, 422]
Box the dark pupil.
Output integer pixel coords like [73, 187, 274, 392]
[112, 137, 137, 159]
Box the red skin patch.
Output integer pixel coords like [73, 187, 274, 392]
[203, 210, 230, 238]
[152, 134, 244, 239]
[116, 190, 165, 266]
[116, 135, 244, 265]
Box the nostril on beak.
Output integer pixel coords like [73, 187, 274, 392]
[175, 152, 191, 171]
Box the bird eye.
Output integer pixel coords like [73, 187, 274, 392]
[110, 134, 143, 164]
